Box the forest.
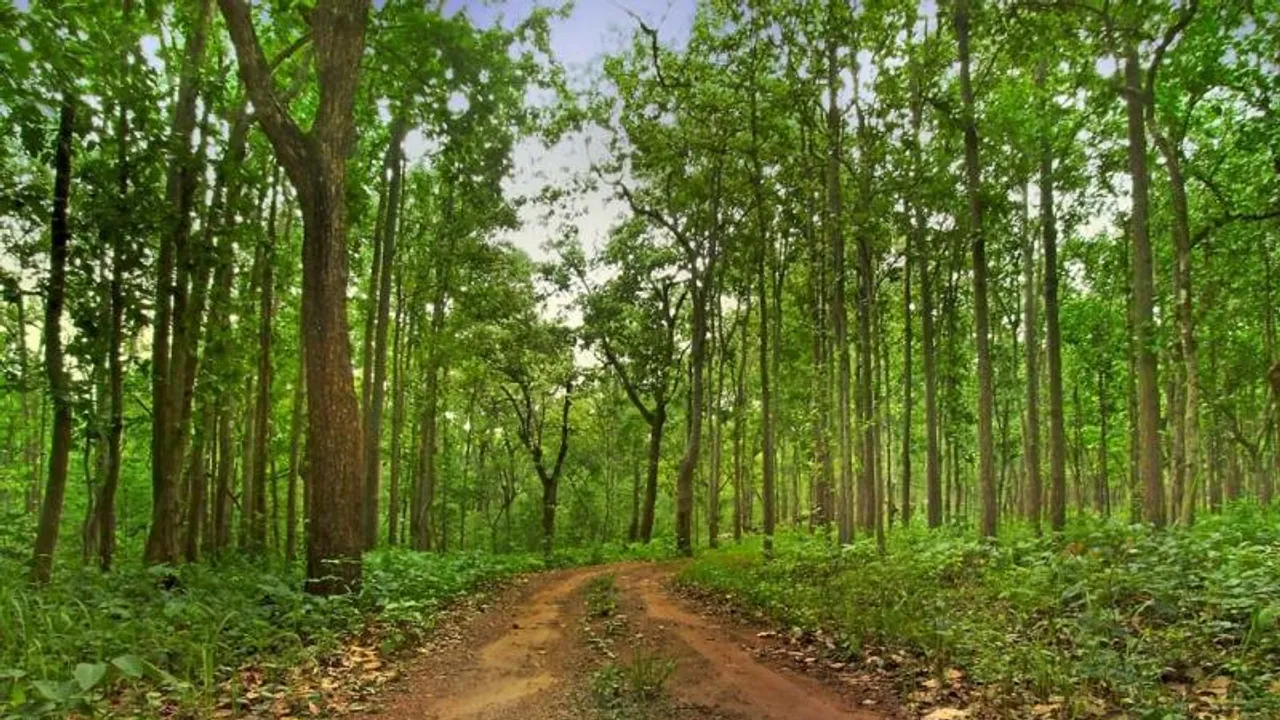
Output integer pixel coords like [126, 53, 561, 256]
[2, 0, 1279, 717]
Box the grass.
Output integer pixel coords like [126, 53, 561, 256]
[676, 504, 1280, 718]
[0, 529, 674, 718]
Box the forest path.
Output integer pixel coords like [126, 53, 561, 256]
[352, 561, 893, 720]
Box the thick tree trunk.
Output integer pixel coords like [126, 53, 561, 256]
[298, 186, 365, 592]
[1125, 46, 1165, 527]
[30, 96, 75, 585]
[956, 0, 997, 537]
[221, 0, 371, 594]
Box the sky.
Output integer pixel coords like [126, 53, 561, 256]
[431, 0, 697, 263]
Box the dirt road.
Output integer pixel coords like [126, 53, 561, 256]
[352, 562, 895, 720]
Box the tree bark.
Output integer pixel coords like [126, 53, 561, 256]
[386, 276, 405, 546]
[1041, 78, 1067, 533]
[826, 28, 854, 544]
[220, 0, 371, 593]
[1024, 148, 1043, 534]
[955, 0, 997, 537]
[99, 9, 131, 568]
[30, 96, 75, 585]
[248, 173, 280, 553]
[363, 122, 407, 548]
[1125, 46, 1165, 527]
[146, 0, 213, 566]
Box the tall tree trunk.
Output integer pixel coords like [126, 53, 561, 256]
[183, 401, 213, 562]
[1023, 173, 1042, 534]
[676, 280, 708, 556]
[248, 174, 280, 553]
[363, 123, 407, 548]
[30, 96, 76, 585]
[1041, 88, 1067, 532]
[415, 258, 450, 551]
[1150, 125, 1200, 525]
[147, 0, 213, 566]
[956, 0, 997, 537]
[99, 9, 131, 568]
[901, 211, 914, 527]
[750, 77, 776, 556]
[826, 29, 854, 544]
[1125, 46, 1165, 527]
[733, 302, 747, 542]
[286, 342, 305, 562]
[386, 277, 405, 546]
[221, 0, 371, 594]
[915, 89, 942, 531]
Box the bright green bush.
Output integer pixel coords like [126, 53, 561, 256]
[677, 505, 1280, 718]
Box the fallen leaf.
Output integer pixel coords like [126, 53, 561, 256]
[923, 709, 969, 720]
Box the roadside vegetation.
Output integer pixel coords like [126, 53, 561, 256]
[679, 505, 1280, 718]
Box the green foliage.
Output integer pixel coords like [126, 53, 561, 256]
[590, 649, 677, 718]
[0, 549, 543, 717]
[678, 506, 1280, 717]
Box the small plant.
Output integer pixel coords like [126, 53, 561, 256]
[622, 649, 676, 700]
[589, 651, 677, 718]
[585, 573, 619, 618]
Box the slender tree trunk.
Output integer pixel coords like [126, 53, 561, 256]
[183, 400, 213, 562]
[916, 99, 942, 532]
[146, 0, 213, 565]
[749, 79, 776, 556]
[826, 30, 854, 544]
[286, 341, 305, 562]
[30, 96, 75, 585]
[1125, 46, 1165, 527]
[99, 14, 130, 568]
[676, 280, 709, 556]
[1041, 98, 1067, 532]
[956, 0, 997, 537]
[1023, 173, 1043, 534]
[363, 123, 407, 548]
[248, 174, 280, 553]
[901, 211, 914, 527]
[386, 277, 405, 546]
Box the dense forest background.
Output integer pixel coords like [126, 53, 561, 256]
[2, 0, 1280, 716]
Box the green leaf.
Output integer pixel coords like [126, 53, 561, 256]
[73, 663, 107, 692]
[31, 680, 71, 703]
[111, 655, 146, 679]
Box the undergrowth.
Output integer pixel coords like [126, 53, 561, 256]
[0, 537, 673, 718]
[676, 505, 1280, 719]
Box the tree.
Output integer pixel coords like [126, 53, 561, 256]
[219, 0, 371, 593]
